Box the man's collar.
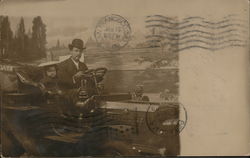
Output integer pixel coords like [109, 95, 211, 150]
[71, 57, 79, 64]
[70, 58, 80, 70]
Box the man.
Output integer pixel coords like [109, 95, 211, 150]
[57, 39, 88, 90]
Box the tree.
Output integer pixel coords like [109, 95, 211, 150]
[16, 17, 26, 57]
[56, 39, 60, 48]
[0, 16, 13, 58]
[32, 16, 47, 58]
[0, 16, 3, 58]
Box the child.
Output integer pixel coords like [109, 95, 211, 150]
[38, 61, 62, 97]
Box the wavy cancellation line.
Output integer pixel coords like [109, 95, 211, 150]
[167, 39, 245, 46]
[146, 17, 246, 27]
[147, 39, 246, 47]
[166, 29, 246, 37]
[146, 14, 246, 23]
[155, 30, 246, 42]
[146, 38, 247, 52]
[145, 18, 246, 26]
[170, 44, 247, 52]
[146, 33, 247, 41]
[145, 23, 247, 30]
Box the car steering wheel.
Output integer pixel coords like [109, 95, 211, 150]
[83, 67, 107, 78]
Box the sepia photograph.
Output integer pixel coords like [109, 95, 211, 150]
[0, 0, 249, 156]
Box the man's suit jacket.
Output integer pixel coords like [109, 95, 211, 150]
[57, 58, 88, 89]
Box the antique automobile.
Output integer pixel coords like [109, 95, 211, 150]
[0, 59, 181, 156]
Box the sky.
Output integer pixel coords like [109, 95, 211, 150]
[0, 0, 150, 47]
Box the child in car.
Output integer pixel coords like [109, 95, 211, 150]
[38, 61, 63, 101]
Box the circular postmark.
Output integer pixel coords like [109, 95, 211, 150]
[145, 102, 187, 136]
[94, 14, 132, 51]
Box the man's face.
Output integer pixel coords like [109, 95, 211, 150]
[70, 47, 83, 62]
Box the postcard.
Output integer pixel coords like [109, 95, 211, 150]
[0, 0, 249, 156]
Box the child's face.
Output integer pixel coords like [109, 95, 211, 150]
[46, 66, 57, 78]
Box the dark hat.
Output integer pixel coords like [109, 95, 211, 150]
[68, 39, 86, 50]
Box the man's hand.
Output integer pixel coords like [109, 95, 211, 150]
[73, 71, 85, 83]
[73, 71, 85, 79]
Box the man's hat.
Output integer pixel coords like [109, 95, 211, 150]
[68, 39, 86, 50]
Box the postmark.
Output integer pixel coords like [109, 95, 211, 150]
[145, 102, 187, 136]
[94, 14, 132, 51]
[145, 15, 247, 52]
